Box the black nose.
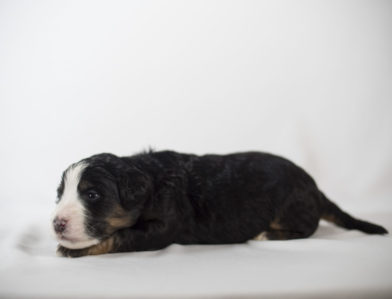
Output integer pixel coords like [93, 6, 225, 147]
[53, 217, 67, 233]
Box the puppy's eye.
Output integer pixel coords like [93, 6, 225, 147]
[87, 190, 100, 201]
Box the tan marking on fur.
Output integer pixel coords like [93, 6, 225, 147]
[105, 205, 133, 234]
[253, 232, 269, 241]
[270, 219, 282, 230]
[77, 179, 92, 191]
[253, 219, 283, 241]
[107, 216, 133, 229]
[86, 237, 115, 256]
[322, 214, 338, 224]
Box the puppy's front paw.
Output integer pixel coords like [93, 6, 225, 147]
[56, 237, 115, 257]
[56, 245, 88, 258]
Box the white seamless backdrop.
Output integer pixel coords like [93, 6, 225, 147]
[1, 1, 392, 299]
[0, 0, 391, 216]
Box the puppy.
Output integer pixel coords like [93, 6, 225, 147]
[53, 151, 388, 257]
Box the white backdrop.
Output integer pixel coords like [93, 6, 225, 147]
[0, 0, 391, 215]
[1, 2, 392, 299]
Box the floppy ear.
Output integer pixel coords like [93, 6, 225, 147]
[117, 167, 151, 210]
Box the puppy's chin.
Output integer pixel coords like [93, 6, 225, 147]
[58, 237, 100, 249]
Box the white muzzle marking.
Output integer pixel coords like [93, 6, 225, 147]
[53, 162, 99, 249]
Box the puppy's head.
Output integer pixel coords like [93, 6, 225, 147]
[52, 153, 150, 249]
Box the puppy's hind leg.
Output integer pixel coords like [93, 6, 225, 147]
[262, 229, 312, 240]
[253, 225, 312, 241]
[254, 195, 321, 241]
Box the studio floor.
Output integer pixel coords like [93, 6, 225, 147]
[0, 204, 391, 299]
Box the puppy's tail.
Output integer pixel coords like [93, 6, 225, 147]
[320, 192, 388, 235]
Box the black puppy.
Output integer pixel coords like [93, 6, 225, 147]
[52, 150, 388, 257]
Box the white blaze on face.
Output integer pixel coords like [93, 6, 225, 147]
[53, 162, 100, 249]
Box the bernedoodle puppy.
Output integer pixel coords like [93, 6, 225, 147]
[52, 150, 388, 257]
